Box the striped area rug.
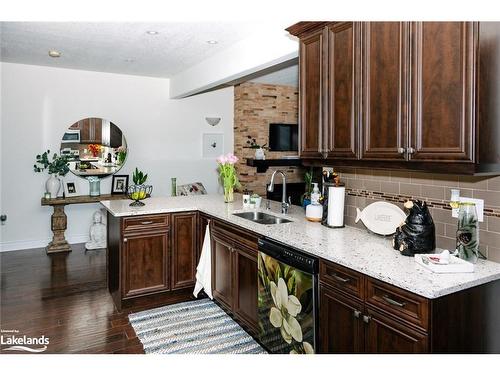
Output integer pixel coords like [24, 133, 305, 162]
[128, 299, 267, 354]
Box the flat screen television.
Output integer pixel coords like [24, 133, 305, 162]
[268, 123, 298, 151]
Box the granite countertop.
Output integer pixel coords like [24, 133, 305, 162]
[100, 194, 500, 299]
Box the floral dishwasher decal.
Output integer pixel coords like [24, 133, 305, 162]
[257, 251, 315, 354]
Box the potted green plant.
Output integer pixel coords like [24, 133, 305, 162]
[127, 167, 153, 206]
[34, 150, 70, 198]
[300, 167, 314, 208]
[245, 136, 268, 160]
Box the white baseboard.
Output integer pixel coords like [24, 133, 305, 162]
[0, 234, 90, 252]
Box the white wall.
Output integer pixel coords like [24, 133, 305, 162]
[169, 25, 298, 98]
[0, 62, 234, 251]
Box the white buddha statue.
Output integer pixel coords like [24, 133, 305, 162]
[85, 210, 107, 250]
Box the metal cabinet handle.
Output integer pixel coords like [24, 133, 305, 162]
[124, 238, 128, 243]
[382, 295, 406, 308]
[406, 147, 415, 155]
[397, 147, 405, 154]
[140, 221, 154, 225]
[353, 310, 361, 319]
[363, 315, 371, 324]
[331, 273, 350, 283]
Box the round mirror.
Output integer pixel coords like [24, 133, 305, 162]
[60, 117, 128, 178]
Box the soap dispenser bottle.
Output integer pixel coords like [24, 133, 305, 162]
[306, 183, 323, 222]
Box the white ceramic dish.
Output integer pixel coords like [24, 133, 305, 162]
[355, 201, 406, 236]
[415, 254, 474, 273]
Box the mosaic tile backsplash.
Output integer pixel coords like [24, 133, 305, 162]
[329, 167, 500, 263]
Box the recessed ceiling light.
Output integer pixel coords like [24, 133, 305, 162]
[206, 40, 218, 45]
[146, 30, 159, 35]
[48, 50, 61, 58]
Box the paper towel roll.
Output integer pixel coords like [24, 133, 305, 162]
[327, 186, 345, 227]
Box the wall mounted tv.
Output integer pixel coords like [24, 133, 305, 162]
[268, 123, 298, 151]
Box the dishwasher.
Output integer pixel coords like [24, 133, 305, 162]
[257, 237, 318, 354]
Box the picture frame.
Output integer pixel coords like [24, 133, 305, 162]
[111, 175, 129, 195]
[64, 181, 78, 198]
[202, 133, 224, 158]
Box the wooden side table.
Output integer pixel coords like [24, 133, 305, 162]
[41, 194, 127, 254]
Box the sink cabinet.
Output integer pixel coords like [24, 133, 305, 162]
[210, 219, 259, 334]
[287, 21, 500, 174]
[107, 211, 198, 310]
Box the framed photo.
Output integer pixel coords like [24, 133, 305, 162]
[64, 181, 78, 197]
[202, 133, 224, 158]
[111, 175, 129, 195]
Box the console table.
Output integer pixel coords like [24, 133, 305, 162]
[41, 194, 126, 254]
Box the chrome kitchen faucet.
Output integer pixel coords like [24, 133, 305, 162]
[267, 170, 291, 215]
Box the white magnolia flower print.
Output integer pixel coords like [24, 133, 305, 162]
[269, 278, 303, 343]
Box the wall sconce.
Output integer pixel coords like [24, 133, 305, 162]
[205, 117, 221, 127]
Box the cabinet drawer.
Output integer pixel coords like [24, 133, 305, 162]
[366, 278, 429, 331]
[319, 260, 364, 299]
[123, 214, 170, 232]
[211, 219, 258, 253]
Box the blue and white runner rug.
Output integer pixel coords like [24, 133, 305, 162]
[129, 298, 266, 354]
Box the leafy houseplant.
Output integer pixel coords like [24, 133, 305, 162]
[34, 150, 70, 198]
[216, 153, 241, 203]
[245, 136, 268, 160]
[127, 167, 152, 207]
[300, 167, 314, 208]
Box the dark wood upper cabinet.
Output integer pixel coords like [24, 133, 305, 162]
[360, 22, 408, 161]
[171, 212, 197, 290]
[288, 21, 500, 175]
[122, 230, 169, 298]
[409, 22, 476, 162]
[325, 22, 359, 159]
[299, 28, 325, 159]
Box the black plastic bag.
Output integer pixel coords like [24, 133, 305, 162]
[393, 200, 436, 256]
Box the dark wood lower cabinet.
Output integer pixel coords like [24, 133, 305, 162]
[365, 308, 428, 353]
[211, 233, 234, 309]
[123, 230, 170, 298]
[318, 259, 500, 353]
[107, 212, 198, 310]
[210, 219, 259, 334]
[233, 245, 258, 332]
[319, 285, 364, 353]
[171, 212, 197, 290]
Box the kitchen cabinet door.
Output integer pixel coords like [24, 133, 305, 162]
[233, 245, 258, 333]
[364, 308, 428, 353]
[325, 22, 359, 159]
[360, 22, 409, 161]
[171, 212, 197, 290]
[211, 233, 234, 309]
[319, 285, 365, 353]
[122, 230, 170, 298]
[409, 22, 476, 162]
[299, 28, 326, 159]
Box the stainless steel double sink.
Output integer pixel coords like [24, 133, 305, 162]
[232, 211, 292, 225]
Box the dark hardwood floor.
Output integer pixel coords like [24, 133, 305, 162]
[0, 244, 146, 354]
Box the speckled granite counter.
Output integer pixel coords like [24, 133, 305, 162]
[101, 194, 500, 299]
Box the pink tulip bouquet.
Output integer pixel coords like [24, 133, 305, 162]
[216, 153, 241, 203]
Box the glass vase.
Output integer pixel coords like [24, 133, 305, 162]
[171, 177, 177, 197]
[456, 202, 479, 264]
[224, 186, 234, 203]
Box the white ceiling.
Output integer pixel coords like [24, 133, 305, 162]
[0, 22, 257, 78]
[250, 64, 298, 87]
